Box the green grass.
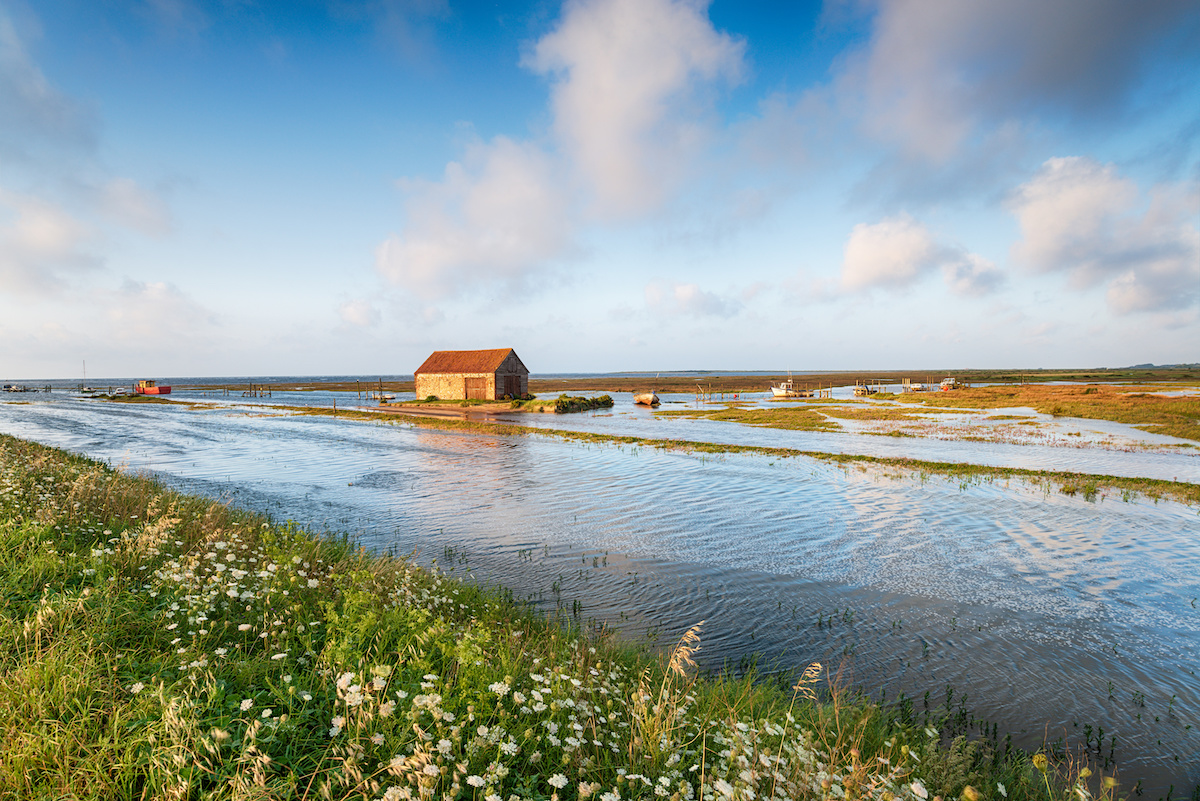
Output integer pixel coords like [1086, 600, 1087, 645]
[656, 405, 840, 431]
[0, 433, 1127, 800]
[552, 394, 615, 414]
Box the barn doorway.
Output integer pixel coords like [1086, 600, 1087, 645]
[465, 377, 488, 400]
[503, 375, 520, 398]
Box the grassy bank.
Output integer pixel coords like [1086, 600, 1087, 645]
[0, 433, 1120, 799]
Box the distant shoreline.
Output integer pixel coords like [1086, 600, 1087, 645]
[5, 365, 1200, 390]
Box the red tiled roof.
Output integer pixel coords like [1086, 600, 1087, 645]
[414, 348, 519, 375]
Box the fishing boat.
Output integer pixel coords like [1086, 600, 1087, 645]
[134, 380, 171, 395]
[770, 372, 812, 398]
[633, 392, 660, 406]
[771, 379, 804, 398]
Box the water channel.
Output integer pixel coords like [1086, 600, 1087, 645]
[1, 388, 1197, 792]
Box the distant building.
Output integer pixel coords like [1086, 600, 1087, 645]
[414, 348, 529, 401]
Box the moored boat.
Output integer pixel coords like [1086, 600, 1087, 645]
[135, 380, 172, 395]
[771, 380, 803, 398]
[770, 371, 814, 398]
[633, 392, 659, 406]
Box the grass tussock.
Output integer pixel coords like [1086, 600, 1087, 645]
[552, 395, 615, 414]
[0, 433, 1126, 800]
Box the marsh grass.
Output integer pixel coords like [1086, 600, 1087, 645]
[340, 411, 1200, 507]
[0, 433, 1126, 800]
[92, 398, 1200, 505]
[655, 405, 840, 432]
[895, 385, 1200, 442]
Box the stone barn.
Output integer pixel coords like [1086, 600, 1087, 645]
[414, 348, 529, 401]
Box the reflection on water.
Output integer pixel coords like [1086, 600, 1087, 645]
[1, 396, 1198, 791]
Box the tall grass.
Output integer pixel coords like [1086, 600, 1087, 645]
[0, 433, 1122, 800]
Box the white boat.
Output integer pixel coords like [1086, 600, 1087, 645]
[771, 372, 813, 398]
[771, 380, 802, 398]
[633, 392, 659, 406]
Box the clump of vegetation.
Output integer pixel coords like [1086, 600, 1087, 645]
[106, 394, 174, 404]
[424, 395, 439, 402]
[553, 394, 614, 414]
[0, 433, 1123, 799]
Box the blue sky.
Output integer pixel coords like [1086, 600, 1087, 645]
[1, 0, 1197, 379]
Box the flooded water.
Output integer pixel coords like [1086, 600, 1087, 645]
[1, 391, 1198, 792]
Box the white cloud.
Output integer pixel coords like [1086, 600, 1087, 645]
[837, 0, 1199, 161]
[527, 0, 744, 219]
[98, 178, 171, 237]
[1010, 156, 1199, 314]
[941, 253, 1004, 297]
[0, 190, 99, 293]
[378, 0, 746, 301]
[841, 214, 1002, 296]
[338, 299, 380, 328]
[841, 215, 938, 291]
[1010, 157, 1134, 284]
[644, 280, 739, 317]
[375, 136, 574, 300]
[103, 280, 216, 343]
